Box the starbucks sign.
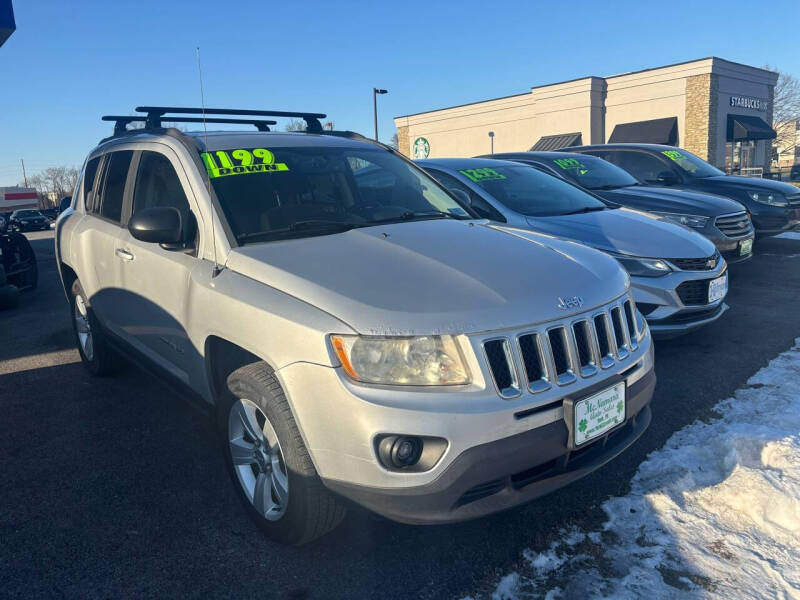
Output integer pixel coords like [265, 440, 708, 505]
[413, 137, 430, 159]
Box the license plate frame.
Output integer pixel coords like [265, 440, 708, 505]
[708, 272, 728, 303]
[564, 381, 626, 448]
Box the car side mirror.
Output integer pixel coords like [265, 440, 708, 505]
[59, 196, 72, 212]
[128, 207, 183, 245]
[656, 171, 679, 185]
[449, 188, 472, 206]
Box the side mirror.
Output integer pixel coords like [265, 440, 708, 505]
[128, 207, 182, 244]
[449, 188, 472, 206]
[656, 171, 679, 185]
[59, 196, 72, 212]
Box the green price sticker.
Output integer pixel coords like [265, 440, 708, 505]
[459, 168, 507, 183]
[200, 148, 289, 179]
[661, 150, 684, 162]
[553, 158, 588, 175]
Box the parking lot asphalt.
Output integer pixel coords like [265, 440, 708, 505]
[2, 231, 800, 599]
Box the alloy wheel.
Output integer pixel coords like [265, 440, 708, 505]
[228, 399, 289, 521]
[74, 294, 94, 361]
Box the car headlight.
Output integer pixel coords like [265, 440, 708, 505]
[648, 211, 709, 229]
[746, 190, 788, 207]
[609, 254, 672, 278]
[330, 334, 471, 385]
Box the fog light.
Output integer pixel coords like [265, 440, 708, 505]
[391, 436, 422, 467]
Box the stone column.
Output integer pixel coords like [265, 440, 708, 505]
[684, 74, 719, 164]
[396, 126, 410, 157]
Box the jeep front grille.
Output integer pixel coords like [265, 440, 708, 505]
[715, 211, 753, 238]
[482, 295, 638, 397]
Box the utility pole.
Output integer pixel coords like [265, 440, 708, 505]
[20, 158, 28, 187]
[373, 88, 388, 140]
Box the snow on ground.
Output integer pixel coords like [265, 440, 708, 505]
[777, 231, 800, 241]
[479, 338, 800, 599]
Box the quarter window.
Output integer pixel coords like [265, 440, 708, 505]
[82, 157, 101, 211]
[98, 151, 133, 223]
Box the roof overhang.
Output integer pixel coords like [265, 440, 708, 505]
[530, 132, 582, 151]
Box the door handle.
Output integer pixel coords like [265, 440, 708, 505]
[115, 248, 135, 261]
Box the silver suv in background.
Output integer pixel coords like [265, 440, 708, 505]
[418, 158, 730, 337]
[56, 107, 655, 544]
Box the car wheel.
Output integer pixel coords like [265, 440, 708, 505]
[6, 232, 37, 291]
[70, 280, 115, 375]
[222, 362, 346, 545]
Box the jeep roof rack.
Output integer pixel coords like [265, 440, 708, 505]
[134, 106, 327, 133]
[102, 115, 278, 135]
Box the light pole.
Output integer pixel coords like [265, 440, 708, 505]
[488, 131, 495, 154]
[373, 88, 388, 141]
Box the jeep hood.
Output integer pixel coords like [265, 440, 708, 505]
[525, 208, 716, 259]
[597, 186, 745, 216]
[225, 220, 627, 336]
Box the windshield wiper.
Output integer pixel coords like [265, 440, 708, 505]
[400, 210, 456, 220]
[237, 220, 360, 242]
[590, 184, 625, 190]
[560, 206, 607, 215]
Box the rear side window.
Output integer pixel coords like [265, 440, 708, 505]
[428, 170, 506, 222]
[594, 150, 673, 184]
[82, 157, 101, 211]
[99, 151, 133, 223]
[132, 151, 195, 241]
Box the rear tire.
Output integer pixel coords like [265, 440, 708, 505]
[5, 232, 37, 291]
[221, 362, 346, 545]
[70, 280, 115, 375]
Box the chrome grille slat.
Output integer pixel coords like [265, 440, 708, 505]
[482, 295, 640, 398]
[715, 211, 754, 238]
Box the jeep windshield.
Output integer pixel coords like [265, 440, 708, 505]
[201, 145, 472, 244]
[459, 165, 607, 217]
[544, 155, 639, 190]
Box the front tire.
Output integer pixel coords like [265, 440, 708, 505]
[221, 362, 346, 545]
[70, 280, 115, 375]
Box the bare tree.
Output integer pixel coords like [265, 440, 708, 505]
[389, 132, 399, 150]
[765, 66, 800, 165]
[20, 166, 79, 208]
[284, 119, 306, 132]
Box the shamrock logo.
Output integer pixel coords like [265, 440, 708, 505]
[578, 419, 588, 433]
[617, 401, 624, 413]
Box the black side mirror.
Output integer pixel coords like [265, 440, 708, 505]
[128, 207, 182, 245]
[449, 188, 472, 206]
[59, 196, 72, 212]
[656, 171, 679, 185]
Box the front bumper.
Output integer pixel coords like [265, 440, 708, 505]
[275, 328, 654, 524]
[325, 369, 654, 524]
[705, 232, 753, 264]
[750, 205, 800, 237]
[630, 264, 728, 337]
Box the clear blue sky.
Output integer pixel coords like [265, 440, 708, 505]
[2, 0, 799, 186]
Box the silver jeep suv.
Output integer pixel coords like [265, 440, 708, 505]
[55, 107, 656, 544]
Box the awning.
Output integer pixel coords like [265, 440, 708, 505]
[530, 132, 582, 151]
[608, 117, 678, 145]
[726, 114, 776, 141]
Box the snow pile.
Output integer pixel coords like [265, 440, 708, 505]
[485, 338, 800, 599]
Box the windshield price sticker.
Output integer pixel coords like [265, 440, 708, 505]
[661, 150, 685, 162]
[201, 148, 289, 179]
[459, 168, 506, 183]
[661, 150, 700, 174]
[553, 158, 588, 175]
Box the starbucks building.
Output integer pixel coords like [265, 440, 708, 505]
[395, 57, 778, 174]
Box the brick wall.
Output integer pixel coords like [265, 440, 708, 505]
[396, 126, 410, 157]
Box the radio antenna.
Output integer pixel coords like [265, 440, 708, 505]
[197, 46, 222, 277]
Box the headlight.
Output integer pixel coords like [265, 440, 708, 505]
[330, 334, 471, 386]
[746, 190, 788, 207]
[649, 211, 709, 229]
[609, 254, 672, 278]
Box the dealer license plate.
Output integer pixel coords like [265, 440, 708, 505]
[708, 273, 728, 303]
[573, 382, 626, 447]
[740, 238, 753, 256]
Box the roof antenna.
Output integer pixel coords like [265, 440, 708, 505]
[197, 46, 222, 278]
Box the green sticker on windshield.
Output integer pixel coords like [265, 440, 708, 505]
[553, 158, 588, 175]
[459, 168, 506, 182]
[661, 150, 684, 162]
[200, 148, 289, 179]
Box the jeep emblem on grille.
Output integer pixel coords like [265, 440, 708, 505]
[557, 296, 584, 310]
